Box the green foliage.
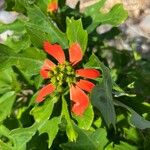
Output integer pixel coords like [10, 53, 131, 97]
[84, 0, 128, 33]
[0, 68, 20, 94]
[115, 100, 150, 129]
[73, 104, 94, 130]
[61, 127, 108, 150]
[0, 20, 25, 33]
[0, 0, 150, 149]
[9, 124, 38, 150]
[30, 97, 58, 122]
[39, 117, 60, 148]
[66, 17, 88, 53]
[61, 97, 77, 141]
[0, 45, 46, 75]
[0, 92, 16, 122]
[4, 34, 31, 52]
[87, 54, 116, 127]
[26, 6, 68, 48]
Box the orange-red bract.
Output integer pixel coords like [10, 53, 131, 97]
[36, 42, 100, 116]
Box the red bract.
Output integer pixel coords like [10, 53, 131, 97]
[47, 0, 58, 13]
[36, 41, 100, 116]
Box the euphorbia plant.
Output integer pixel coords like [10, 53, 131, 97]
[1, 0, 150, 149]
[36, 41, 100, 115]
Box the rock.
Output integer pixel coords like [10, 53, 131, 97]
[96, 24, 112, 34]
[139, 15, 150, 38]
[0, 10, 18, 24]
[66, 0, 79, 8]
[0, 0, 5, 10]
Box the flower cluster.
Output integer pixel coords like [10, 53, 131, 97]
[36, 42, 100, 115]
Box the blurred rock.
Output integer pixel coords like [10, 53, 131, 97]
[0, 0, 5, 10]
[0, 10, 18, 24]
[66, 0, 79, 8]
[139, 15, 150, 38]
[101, 0, 145, 17]
[80, 0, 99, 11]
[96, 24, 112, 34]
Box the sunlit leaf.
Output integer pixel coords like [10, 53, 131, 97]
[61, 127, 108, 150]
[30, 97, 58, 122]
[0, 44, 46, 75]
[0, 140, 12, 150]
[26, 6, 68, 48]
[66, 18, 88, 53]
[9, 123, 38, 150]
[84, 0, 128, 33]
[0, 92, 16, 122]
[39, 117, 60, 148]
[72, 104, 94, 130]
[61, 97, 77, 141]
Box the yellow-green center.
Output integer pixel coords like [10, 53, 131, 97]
[50, 62, 76, 92]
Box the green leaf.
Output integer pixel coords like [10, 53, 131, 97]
[13, 0, 27, 13]
[0, 140, 12, 150]
[25, 23, 53, 48]
[0, 44, 46, 75]
[0, 20, 24, 33]
[37, 0, 49, 13]
[113, 142, 138, 150]
[90, 55, 116, 127]
[30, 97, 58, 122]
[26, 6, 68, 48]
[61, 127, 108, 150]
[61, 97, 77, 141]
[0, 91, 16, 122]
[84, 0, 128, 33]
[115, 100, 150, 129]
[9, 123, 38, 150]
[0, 125, 10, 137]
[4, 34, 31, 53]
[84, 53, 102, 69]
[73, 104, 94, 130]
[66, 18, 88, 53]
[0, 69, 14, 94]
[113, 82, 136, 97]
[39, 117, 60, 148]
[124, 128, 142, 144]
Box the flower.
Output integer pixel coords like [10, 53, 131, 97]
[36, 41, 100, 116]
[47, 0, 58, 13]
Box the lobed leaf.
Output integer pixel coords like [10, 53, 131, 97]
[0, 44, 46, 75]
[72, 104, 94, 130]
[89, 54, 116, 127]
[66, 18, 88, 53]
[0, 92, 16, 122]
[38, 117, 60, 148]
[61, 97, 77, 141]
[30, 97, 58, 122]
[26, 6, 68, 48]
[61, 127, 108, 150]
[84, 0, 128, 33]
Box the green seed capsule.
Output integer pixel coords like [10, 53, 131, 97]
[66, 66, 72, 71]
[51, 77, 56, 84]
[57, 86, 63, 93]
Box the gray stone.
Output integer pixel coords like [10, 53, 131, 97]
[96, 24, 113, 34]
[139, 15, 150, 38]
[0, 10, 18, 24]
